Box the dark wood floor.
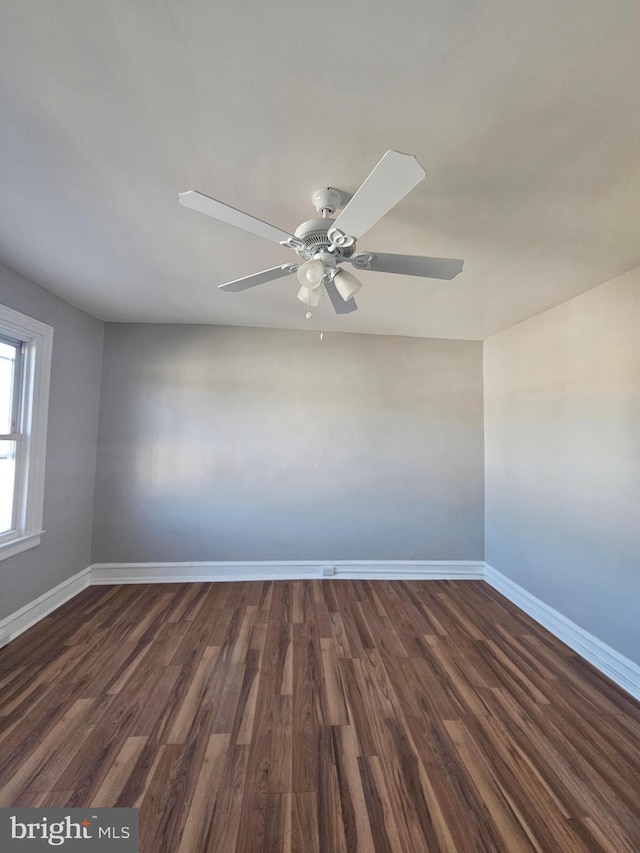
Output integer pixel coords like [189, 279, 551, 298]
[1, 580, 640, 851]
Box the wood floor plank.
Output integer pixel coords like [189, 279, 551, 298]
[337, 658, 378, 757]
[459, 712, 601, 853]
[316, 725, 348, 853]
[91, 736, 149, 808]
[1, 579, 639, 852]
[234, 648, 264, 746]
[114, 741, 165, 808]
[263, 793, 292, 853]
[138, 743, 187, 851]
[291, 791, 320, 853]
[331, 724, 377, 852]
[165, 647, 221, 745]
[499, 700, 640, 848]
[403, 714, 506, 852]
[320, 637, 350, 725]
[443, 718, 544, 850]
[291, 621, 322, 791]
[362, 754, 405, 853]
[0, 698, 94, 802]
[204, 745, 249, 853]
[175, 733, 230, 853]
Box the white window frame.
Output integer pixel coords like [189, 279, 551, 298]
[0, 304, 53, 561]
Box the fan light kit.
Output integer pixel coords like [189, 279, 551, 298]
[179, 150, 464, 334]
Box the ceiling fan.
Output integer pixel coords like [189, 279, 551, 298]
[179, 150, 463, 316]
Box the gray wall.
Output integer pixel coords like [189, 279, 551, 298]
[484, 266, 640, 664]
[93, 325, 484, 563]
[0, 263, 103, 619]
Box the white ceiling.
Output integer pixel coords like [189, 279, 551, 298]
[1, 0, 640, 340]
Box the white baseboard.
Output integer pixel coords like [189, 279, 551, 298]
[484, 564, 640, 703]
[0, 566, 91, 649]
[0, 561, 481, 649]
[89, 560, 485, 585]
[3, 560, 638, 705]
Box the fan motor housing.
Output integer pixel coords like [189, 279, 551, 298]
[293, 218, 355, 261]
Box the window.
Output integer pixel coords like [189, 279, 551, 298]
[0, 304, 53, 560]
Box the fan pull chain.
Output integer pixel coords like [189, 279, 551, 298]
[305, 287, 312, 320]
[320, 284, 325, 341]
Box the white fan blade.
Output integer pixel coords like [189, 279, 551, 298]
[324, 279, 358, 314]
[179, 191, 297, 245]
[351, 252, 463, 280]
[219, 264, 297, 292]
[329, 151, 426, 244]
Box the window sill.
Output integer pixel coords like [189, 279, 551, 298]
[0, 531, 44, 561]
